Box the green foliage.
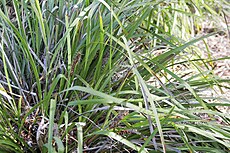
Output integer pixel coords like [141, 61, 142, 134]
[0, 0, 229, 152]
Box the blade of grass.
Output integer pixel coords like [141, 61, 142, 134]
[48, 99, 57, 153]
[76, 122, 86, 153]
[122, 36, 166, 152]
[92, 130, 148, 153]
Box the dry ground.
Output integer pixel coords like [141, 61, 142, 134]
[197, 15, 230, 113]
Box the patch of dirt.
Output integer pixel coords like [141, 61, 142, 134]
[196, 15, 230, 113]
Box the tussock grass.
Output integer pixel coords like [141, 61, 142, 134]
[0, 0, 229, 152]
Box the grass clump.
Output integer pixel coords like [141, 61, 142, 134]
[0, 0, 230, 152]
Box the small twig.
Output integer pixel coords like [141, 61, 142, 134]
[222, 11, 230, 40]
